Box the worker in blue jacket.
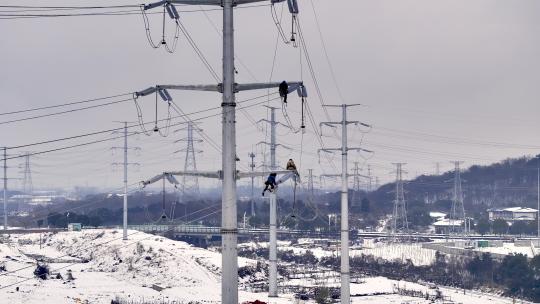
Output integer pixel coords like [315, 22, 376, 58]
[262, 173, 277, 196]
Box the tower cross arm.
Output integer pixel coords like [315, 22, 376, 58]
[141, 171, 220, 187]
[136, 81, 304, 96]
[256, 141, 291, 149]
[238, 170, 291, 179]
[320, 122, 340, 127]
[135, 84, 220, 97]
[150, 0, 272, 7]
[236, 81, 303, 93]
[256, 119, 289, 128]
[347, 147, 373, 153]
[318, 148, 341, 153]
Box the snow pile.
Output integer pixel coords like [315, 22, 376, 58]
[475, 242, 535, 258]
[0, 229, 257, 303]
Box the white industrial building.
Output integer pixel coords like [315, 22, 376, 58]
[488, 207, 538, 222]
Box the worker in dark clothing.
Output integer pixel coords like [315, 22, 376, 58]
[279, 81, 289, 103]
[262, 173, 277, 196]
[286, 159, 297, 171]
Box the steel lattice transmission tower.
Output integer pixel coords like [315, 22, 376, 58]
[367, 164, 372, 192]
[391, 163, 408, 236]
[176, 122, 203, 196]
[351, 162, 362, 207]
[307, 169, 315, 199]
[248, 152, 256, 216]
[450, 161, 465, 234]
[21, 153, 33, 201]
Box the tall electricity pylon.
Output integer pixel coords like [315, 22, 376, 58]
[450, 161, 465, 234]
[391, 163, 408, 237]
[319, 104, 371, 304]
[175, 122, 203, 196]
[112, 122, 140, 240]
[137, 1, 304, 301]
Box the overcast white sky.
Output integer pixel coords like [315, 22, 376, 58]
[1, 0, 539, 192]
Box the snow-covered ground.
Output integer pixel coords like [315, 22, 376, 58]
[474, 242, 535, 258]
[242, 240, 436, 266]
[0, 230, 531, 303]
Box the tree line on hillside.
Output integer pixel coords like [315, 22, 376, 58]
[321, 250, 540, 301]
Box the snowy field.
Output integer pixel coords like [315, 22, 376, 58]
[474, 242, 535, 258]
[0, 230, 531, 303]
[242, 240, 436, 266]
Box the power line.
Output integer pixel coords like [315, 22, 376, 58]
[308, 0, 346, 103]
[0, 4, 270, 20]
[0, 97, 133, 126]
[5, 92, 278, 151]
[2, 93, 279, 161]
[0, 92, 132, 117]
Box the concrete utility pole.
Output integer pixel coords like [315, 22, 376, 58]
[139, 1, 304, 301]
[112, 122, 140, 241]
[249, 152, 256, 216]
[141, 168, 296, 301]
[3, 147, 7, 231]
[391, 163, 408, 237]
[257, 105, 291, 297]
[123, 122, 128, 240]
[450, 161, 465, 235]
[319, 104, 368, 304]
[532, 156, 540, 242]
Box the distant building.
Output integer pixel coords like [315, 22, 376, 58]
[68, 223, 82, 231]
[433, 219, 464, 234]
[488, 207, 537, 222]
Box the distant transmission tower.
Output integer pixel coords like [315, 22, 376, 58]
[307, 169, 315, 198]
[351, 162, 362, 207]
[176, 122, 203, 196]
[367, 164, 372, 192]
[391, 163, 408, 236]
[450, 161, 465, 234]
[248, 152, 256, 216]
[21, 153, 33, 202]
